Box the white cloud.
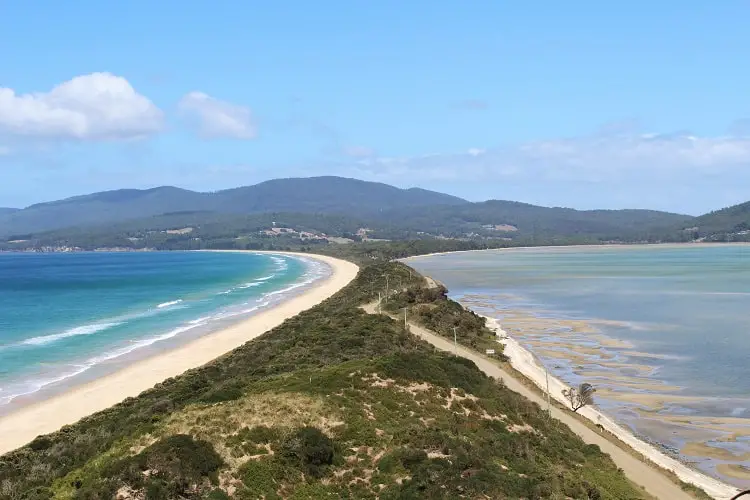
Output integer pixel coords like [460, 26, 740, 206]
[178, 92, 256, 139]
[0, 73, 163, 141]
[351, 132, 750, 182]
[340, 130, 750, 213]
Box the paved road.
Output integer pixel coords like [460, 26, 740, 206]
[361, 301, 696, 500]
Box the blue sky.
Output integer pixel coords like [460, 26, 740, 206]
[1, 2, 749, 214]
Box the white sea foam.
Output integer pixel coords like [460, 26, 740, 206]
[0, 300, 189, 351]
[263, 254, 289, 272]
[0, 365, 91, 405]
[0, 321, 209, 405]
[19, 322, 124, 347]
[188, 316, 212, 325]
[238, 282, 261, 289]
[219, 277, 269, 295]
[86, 324, 201, 365]
[212, 302, 268, 321]
[156, 299, 183, 308]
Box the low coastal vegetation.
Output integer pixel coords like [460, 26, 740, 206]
[1, 261, 649, 499]
[380, 282, 504, 356]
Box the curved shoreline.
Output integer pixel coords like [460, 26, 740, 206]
[0, 252, 359, 456]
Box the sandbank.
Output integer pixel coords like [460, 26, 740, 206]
[718, 464, 750, 481]
[595, 388, 706, 410]
[681, 442, 750, 462]
[0, 252, 359, 456]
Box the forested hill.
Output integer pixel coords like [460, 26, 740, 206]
[687, 200, 750, 241]
[0, 177, 466, 237]
[376, 200, 693, 241]
[0, 207, 18, 215]
[4, 175, 747, 246]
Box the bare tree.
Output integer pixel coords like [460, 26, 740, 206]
[562, 383, 596, 413]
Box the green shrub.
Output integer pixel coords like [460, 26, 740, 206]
[19, 486, 54, 500]
[27, 436, 53, 452]
[87, 434, 224, 497]
[376, 448, 427, 474]
[144, 478, 170, 500]
[238, 459, 286, 498]
[138, 434, 223, 482]
[230, 425, 279, 445]
[399, 449, 428, 471]
[205, 489, 230, 500]
[199, 384, 244, 404]
[280, 427, 335, 478]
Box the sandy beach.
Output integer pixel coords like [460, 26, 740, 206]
[0, 252, 359, 456]
[484, 316, 740, 499]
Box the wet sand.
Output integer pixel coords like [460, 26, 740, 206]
[718, 464, 750, 481]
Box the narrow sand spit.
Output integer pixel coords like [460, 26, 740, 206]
[0, 252, 358, 455]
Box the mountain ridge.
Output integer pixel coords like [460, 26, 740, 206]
[375, 199, 693, 240]
[0, 176, 466, 237]
[1, 175, 747, 243]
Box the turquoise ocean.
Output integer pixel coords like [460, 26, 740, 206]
[408, 245, 750, 486]
[0, 251, 328, 412]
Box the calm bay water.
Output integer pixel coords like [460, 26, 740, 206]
[409, 245, 750, 486]
[410, 245, 750, 398]
[0, 251, 327, 409]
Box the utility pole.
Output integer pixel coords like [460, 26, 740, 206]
[404, 307, 408, 328]
[378, 292, 382, 313]
[384, 274, 389, 304]
[453, 327, 458, 356]
[545, 367, 551, 417]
